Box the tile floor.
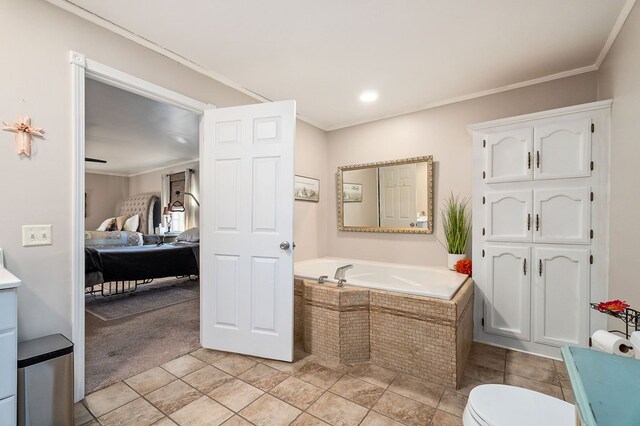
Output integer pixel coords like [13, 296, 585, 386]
[75, 342, 575, 426]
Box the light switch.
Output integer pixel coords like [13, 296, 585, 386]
[22, 225, 53, 247]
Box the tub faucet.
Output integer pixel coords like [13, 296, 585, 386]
[337, 278, 347, 288]
[334, 264, 353, 280]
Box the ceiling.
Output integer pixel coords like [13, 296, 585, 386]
[63, 0, 632, 130]
[85, 79, 199, 176]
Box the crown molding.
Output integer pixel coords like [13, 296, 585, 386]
[466, 99, 613, 132]
[86, 158, 200, 178]
[50, 0, 635, 133]
[48, 0, 323, 129]
[326, 65, 598, 131]
[595, 0, 637, 68]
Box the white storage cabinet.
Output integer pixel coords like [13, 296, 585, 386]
[470, 101, 611, 358]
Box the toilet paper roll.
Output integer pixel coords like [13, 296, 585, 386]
[591, 330, 635, 357]
[630, 332, 640, 359]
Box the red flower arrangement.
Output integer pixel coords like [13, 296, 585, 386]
[596, 299, 630, 313]
[455, 258, 472, 276]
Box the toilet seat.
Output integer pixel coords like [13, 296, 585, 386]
[465, 384, 575, 426]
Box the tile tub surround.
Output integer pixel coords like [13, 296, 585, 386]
[295, 278, 474, 388]
[371, 279, 474, 388]
[298, 279, 370, 364]
[77, 342, 574, 426]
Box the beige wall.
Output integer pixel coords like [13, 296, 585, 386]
[130, 161, 199, 230]
[84, 173, 130, 230]
[416, 162, 429, 219]
[325, 73, 599, 266]
[295, 121, 329, 261]
[129, 161, 198, 196]
[343, 169, 378, 227]
[597, 3, 640, 323]
[0, 0, 327, 341]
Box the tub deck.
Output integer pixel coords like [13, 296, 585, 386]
[294, 257, 469, 300]
[294, 278, 474, 388]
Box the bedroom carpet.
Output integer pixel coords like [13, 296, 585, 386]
[85, 279, 200, 394]
[85, 281, 199, 321]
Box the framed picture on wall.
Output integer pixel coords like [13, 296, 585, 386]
[343, 183, 363, 202]
[295, 175, 320, 202]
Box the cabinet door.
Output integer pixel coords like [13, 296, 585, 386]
[534, 188, 590, 244]
[533, 248, 590, 347]
[484, 246, 531, 341]
[534, 118, 591, 180]
[0, 329, 16, 400]
[0, 290, 16, 331]
[485, 128, 533, 183]
[486, 191, 532, 242]
[0, 396, 15, 426]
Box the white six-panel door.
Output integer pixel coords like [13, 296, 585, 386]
[485, 128, 533, 183]
[484, 246, 531, 340]
[201, 101, 296, 361]
[533, 247, 590, 347]
[379, 164, 417, 228]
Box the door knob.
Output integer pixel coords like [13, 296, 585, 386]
[280, 241, 291, 250]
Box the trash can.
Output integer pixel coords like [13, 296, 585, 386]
[17, 334, 73, 426]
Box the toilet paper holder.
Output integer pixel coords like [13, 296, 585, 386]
[590, 303, 640, 339]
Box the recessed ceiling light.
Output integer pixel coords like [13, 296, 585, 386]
[174, 136, 188, 144]
[359, 91, 378, 103]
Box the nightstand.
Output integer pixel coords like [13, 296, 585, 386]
[142, 234, 161, 245]
[143, 233, 180, 244]
[162, 233, 180, 243]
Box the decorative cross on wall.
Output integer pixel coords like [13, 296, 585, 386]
[2, 115, 45, 157]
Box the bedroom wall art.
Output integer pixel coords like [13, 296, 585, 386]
[294, 175, 320, 202]
[2, 115, 45, 157]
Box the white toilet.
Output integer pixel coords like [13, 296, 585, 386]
[463, 384, 575, 426]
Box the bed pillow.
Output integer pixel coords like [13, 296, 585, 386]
[115, 214, 129, 231]
[123, 214, 139, 232]
[96, 217, 115, 232]
[177, 227, 199, 242]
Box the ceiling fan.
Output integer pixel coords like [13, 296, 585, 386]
[85, 157, 107, 164]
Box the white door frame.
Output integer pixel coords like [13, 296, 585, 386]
[70, 51, 209, 401]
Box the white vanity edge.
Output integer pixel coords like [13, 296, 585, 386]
[0, 248, 21, 289]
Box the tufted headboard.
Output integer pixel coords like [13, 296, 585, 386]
[119, 193, 160, 234]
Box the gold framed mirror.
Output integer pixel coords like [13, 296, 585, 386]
[337, 156, 433, 234]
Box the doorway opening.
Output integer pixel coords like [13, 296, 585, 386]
[83, 77, 202, 393]
[72, 52, 297, 403]
[71, 51, 208, 400]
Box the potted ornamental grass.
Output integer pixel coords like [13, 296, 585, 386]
[441, 193, 471, 270]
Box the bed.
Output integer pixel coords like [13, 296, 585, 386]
[84, 230, 143, 247]
[85, 193, 161, 248]
[84, 194, 198, 295]
[85, 241, 199, 294]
